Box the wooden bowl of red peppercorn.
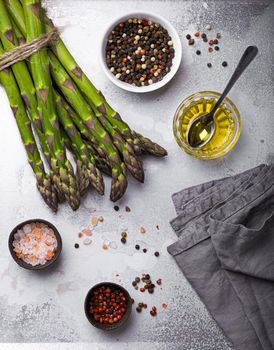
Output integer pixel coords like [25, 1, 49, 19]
[84, 282, 132, 330]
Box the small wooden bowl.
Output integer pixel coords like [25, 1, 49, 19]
[8, 219, 62, 270]
[84, 282, 132, 330]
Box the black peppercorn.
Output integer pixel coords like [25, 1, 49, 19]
[143, 248, 147, 253]
[215, 46, 220, 51]
[154, 251, 160, 257]
[121, 237, 127, 244]
[74, 243, 79, 249]
[135, 244, 140, 250]
[196, 50, 201, 55]
[207, 63, 212, 68]
[114, 205, 119, 211]
[186, 34, 191, 40]
[222, 61, 228, 67]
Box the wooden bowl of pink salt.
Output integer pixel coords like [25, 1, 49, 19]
[9, 219, 62, 270]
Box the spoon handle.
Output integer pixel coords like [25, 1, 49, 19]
[211, 46, 258, 114]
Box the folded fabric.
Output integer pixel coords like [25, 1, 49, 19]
[168, 164, 274, 350]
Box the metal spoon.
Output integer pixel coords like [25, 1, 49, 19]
[186, 46, 258, 149]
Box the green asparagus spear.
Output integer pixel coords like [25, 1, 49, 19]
[0, 44, 58, 211]
[22, 0, 80, 210]
[60, 127, 89, 196]
[54, 91, 104, 195]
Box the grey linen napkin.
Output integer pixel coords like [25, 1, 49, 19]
[167, 164, 274, 350]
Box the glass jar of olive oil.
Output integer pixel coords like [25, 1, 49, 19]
[173, 91, 241, 159]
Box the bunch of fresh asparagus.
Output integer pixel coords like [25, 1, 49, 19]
[0, 0, 167, 212]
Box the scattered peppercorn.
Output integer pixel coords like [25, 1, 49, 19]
[196, 50, 201, 55]
[135, 244, 140, 250]
[213, 39, 219, 45]
[136, 306, 142, 313]
[121, 231, 127, 238]
[208, 39, 214, 46]
[114, 205, 119, 211]
[74, 243, 79, 249]
[125, 206, 131, 212]
[156, 278, 162, 285]
[140, 287, 145, 293]
[188, 38, 195, 45]
[156, 225, 159, 230]
[88, 285, 128, 325]
[154, 251, 160, 257]
[216, 33, 221, 39]
[150, 306, 157, 316]
[208, 47, 213, 53]
[132, 281, 137, 287]
[222, 61, 228, 67]
[194, 31, 200, 37]
[186, 34, 191, 40]
[215, 46, 220, 51]
[121, 237, 127, 244]
[201, 33, 207, 39]
[135, 277, 140, 283]
[143, 248, 147, 253]
[207, 63, 212, 68]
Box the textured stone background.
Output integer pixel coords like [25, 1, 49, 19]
[0, 0, 273, 349]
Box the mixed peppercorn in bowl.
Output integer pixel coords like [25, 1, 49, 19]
[101, 12, 182, 92]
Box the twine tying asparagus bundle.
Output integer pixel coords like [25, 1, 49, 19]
[0, 27, 58, 71]
[0, 0, 167, 212]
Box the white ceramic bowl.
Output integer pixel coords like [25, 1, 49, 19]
[100, 12, 182, 93]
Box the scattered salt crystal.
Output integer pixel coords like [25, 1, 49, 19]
[109, 241, 117, 249]
[119, 224, 128, 231]
[83, 238, 92, 245]
[91, 216, 99, 227]
[140, 227, 146, 234]
[82, 229, 92, 236]
[102, 243, 108, 250]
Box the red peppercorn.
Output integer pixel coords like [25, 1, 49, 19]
[208, 47, 213, 53]
[140, 288, 145, 293]
[150, 310, 157, 316]
[140, 49, 145, 55]
[156, 278, 162, 285]
[208, 39, 214, 46]
[194, 31, 200, 37]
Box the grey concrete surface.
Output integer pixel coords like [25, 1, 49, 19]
[0, 0, 273, 349]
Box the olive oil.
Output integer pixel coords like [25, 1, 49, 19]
[178, 97, 235, 155]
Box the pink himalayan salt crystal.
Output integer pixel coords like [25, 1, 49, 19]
[102, 243, 109, 250]
[12, 222, 57, 266]
[83, 238, 92, 245]
[91, 216, 99, 227]
[82, 228, 92, 236]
